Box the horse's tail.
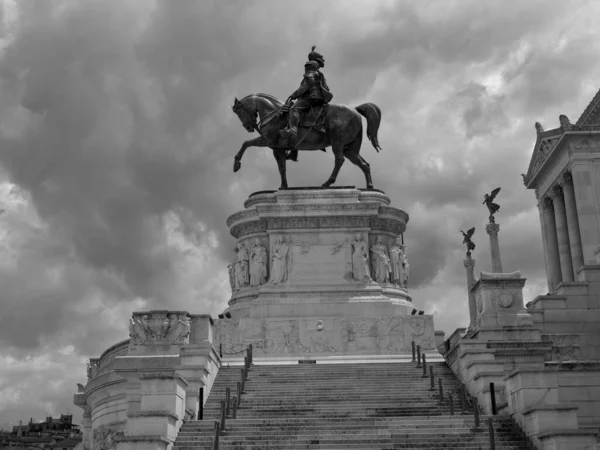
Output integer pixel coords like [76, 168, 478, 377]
[355, 103, 382, 152]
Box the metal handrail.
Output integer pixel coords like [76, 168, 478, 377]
[212, 345, 253, 449]
[411, 342, 487, 438]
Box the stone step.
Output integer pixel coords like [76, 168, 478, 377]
[174, 437, 527, 449]
[175, 361, 529, 450]
[203, 404, 460, 412]
[183, 417, 480, 428]
[178, 429, 501, 439]
[175, 444, 526, 450]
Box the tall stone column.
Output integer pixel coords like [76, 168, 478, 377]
[551, 185, 574, 282]
[537, 196, 553, 294]
[464, 254, 477, 330]
[485, 222, 502, 273]
[81, 406, 92, 450]
[561, 172, 585, 273]
[542, 197, 562, 292]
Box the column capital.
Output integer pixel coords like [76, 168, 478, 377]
[552, 184, 564, 197]
[541, 196, 553, 210]
[463, 258, 475, 268]
[485, 222, 500, 235]
[562, 171, 573, 185]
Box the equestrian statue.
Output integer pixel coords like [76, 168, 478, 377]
[232, 46, 382, 190]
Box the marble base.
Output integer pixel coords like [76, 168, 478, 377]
[225, 188, 413, 317]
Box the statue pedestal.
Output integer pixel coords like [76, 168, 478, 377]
[471, 271, 538, 340]
[218, 188, 435, 360]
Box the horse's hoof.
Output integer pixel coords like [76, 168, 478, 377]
[233, 160, 241, 172]
[279, 185, 288, 190]
[321, 182, 332, 188]
[366, 184, 374, 190]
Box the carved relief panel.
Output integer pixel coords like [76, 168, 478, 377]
[128, 311, 191, 352]
[213, 316, 435, 357]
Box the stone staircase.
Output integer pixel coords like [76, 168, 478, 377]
[175, 361, 531, 449]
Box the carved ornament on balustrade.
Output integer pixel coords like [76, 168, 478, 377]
[128, 312, 191, 350]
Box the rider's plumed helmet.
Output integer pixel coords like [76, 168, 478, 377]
[308, 45, 325, 68]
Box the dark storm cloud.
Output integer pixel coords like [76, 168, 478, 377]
[0, 0, 599, 425]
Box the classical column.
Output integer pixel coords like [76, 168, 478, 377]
[561, 172, 585, 273]
[464, 254, 477, 330]
[485, 222, 503, 273]
[81, 406, 92, 450]
[552, 185, 574, 282]
[537, 193, 553, 293]
[542, 197, 562, 291]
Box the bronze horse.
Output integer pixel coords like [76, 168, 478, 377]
[232, 93, 382, 189]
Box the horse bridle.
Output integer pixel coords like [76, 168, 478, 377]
[234, 96, 285, 133]
[233, 98, 259, 132]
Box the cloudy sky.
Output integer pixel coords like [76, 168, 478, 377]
[0, 0, 599, 427]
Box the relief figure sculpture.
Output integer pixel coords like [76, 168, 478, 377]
[128, 315, 149, 345]
[165, 313, 191, 344]
[234, 242, 250, 289]
[227, 254, 235, 291]
[389, 237, 409, 287]
[270, 236, 291, 284]
[250, 238, 268, 286]
[370, 237, 391, 283]
[350, 233, 372, 282]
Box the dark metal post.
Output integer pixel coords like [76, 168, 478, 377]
[237, 381, 242, 406]
[411, 341, 416, 362]
[429, 366, 434, 390]
[416, 346, 421, 367]
[488, 417, 496, 450]
[244, 355, 248, 370]
[213, 421, 219, 450]
[490, 382, 497, 415]
[249, 344, 253, 365]
[232, 397, 237, 419]
[449, 394, 454, 415]
[473, 397, 481, 430]
[198, 387, 204, 420]
[220, 400, 226, 431]
[240, 369, 245, 392]
[219, 343, 222, 358]
[422, 353, 427, 377]
[438, 378, 444, 403]
[225, 387, 231, 416]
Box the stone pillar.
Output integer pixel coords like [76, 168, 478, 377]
[464, 254, 477, 330]
[561, 172, 584, 273]
[542, 197, 562, 292]
[485, 222, 503, 273]
[81, 407, 92, 450]
[537, 198, 553, 294]
[551, 186, 574, 282]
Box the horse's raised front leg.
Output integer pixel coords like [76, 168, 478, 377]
[233, 136, 268, 172]
[273, 150, 288, 190]
[322, 143, 345, 187]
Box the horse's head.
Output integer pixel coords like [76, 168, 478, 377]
[232, 97, 256, 133]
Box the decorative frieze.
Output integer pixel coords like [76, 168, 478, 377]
[213, 315, 435, 357]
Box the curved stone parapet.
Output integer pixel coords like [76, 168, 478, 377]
[75, 312, 219, 450]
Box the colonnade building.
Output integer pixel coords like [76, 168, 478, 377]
[523, 92, 600, 293]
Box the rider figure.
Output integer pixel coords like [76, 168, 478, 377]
[281, 46, 333, 147]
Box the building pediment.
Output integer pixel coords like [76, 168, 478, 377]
[576, 88, 600, 126]
[522, 129, 563, 187]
